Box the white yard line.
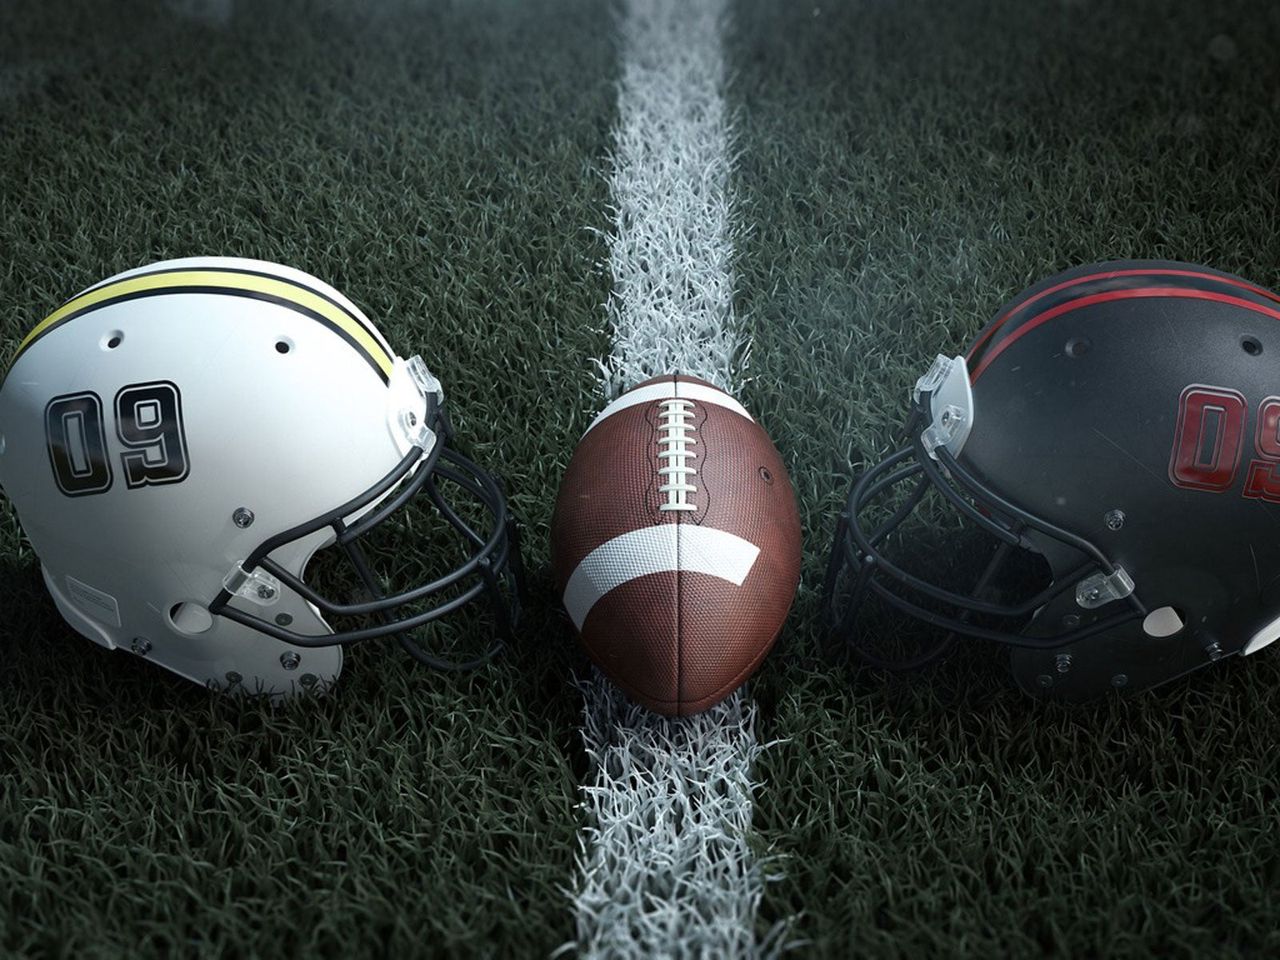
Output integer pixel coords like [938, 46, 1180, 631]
[599, 0, 743, 398]
[566, 1, 785, 956]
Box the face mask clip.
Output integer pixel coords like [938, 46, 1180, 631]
[1075, 565, 1135, 609]
[913, 354, 974, 459]
[407, 355, 444, 406]
[222, 565, 283, 606]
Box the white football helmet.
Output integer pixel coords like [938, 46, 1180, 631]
[0, 257, 523, 695]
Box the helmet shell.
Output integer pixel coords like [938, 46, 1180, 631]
[962, 260, 1280, 697]
[0, 257, 428, 693]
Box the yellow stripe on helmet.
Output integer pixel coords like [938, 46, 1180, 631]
[12, 268, 395, 380]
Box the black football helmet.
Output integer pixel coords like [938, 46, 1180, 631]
[825, 260, 1280, 700]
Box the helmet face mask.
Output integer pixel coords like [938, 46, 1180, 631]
[0, 257, 523, 696]
[208, 387, 524, 678]
[826, 356, 1144, 675]
[826, 260, 1280, 700]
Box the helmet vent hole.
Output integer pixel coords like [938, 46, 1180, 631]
[1142, 606, 1185, 638]
[1064, 337, 1091, 358]
[275, 338, 293, 355]
[1242, 336, 1263, 356]
[169, 602, 214, 635]
[102, 331, 124, 350]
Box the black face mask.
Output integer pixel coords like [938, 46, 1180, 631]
[210, 392, 525, 673]
[824, 354, 1144, 674]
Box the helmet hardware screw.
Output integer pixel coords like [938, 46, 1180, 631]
[130, 637, 152, 656]
[407, 411, 418, 426]
[1111, 673, 1129, 688]
[279, 651, 301, 671]
[1055, 653, 1073, 674]
[275, 613, 293, 626]
[1104, 509, 1125, 531]
[225, 671, 242, 685]
[1062, 614, 1081, 628]
[233, 508, 255, 529]
[300, 673, 318, 688]
[1036, 674, 1053, 689]
[256, 584, 276, 600]
[1205, 641, 1224, 662]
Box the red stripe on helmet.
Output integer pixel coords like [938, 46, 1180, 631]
[970, 286, 1280, 383]
[968, 267, 1280, 365]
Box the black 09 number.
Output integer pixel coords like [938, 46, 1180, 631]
[115, 381, 190, 488]
[45, 392, 114, 496]
[44, 381, 190, 497]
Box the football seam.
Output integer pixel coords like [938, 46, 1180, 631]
[562, 373, 784, 714]
[673, 373, 684, 712]
[607, 620, 781, 713]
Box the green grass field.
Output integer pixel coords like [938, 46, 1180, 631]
[3, 0, 1280, 956]
[735, 1, 1280, 954]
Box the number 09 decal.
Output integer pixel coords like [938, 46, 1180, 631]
[44, 381, 189, 497]
[1169, 385, 1280, 502]
[1244, 397, 1280, 503]
[44, 391, 114, 497]
[115, 381, 190, 488]
[1168, 385, 1247, 492]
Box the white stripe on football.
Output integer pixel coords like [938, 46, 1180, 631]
[562, 525, 761, 630]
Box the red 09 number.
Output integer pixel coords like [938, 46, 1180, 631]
[1244, 397, 1280, 503]
[1170, 385, 1280, 501]
[1169, 385, 1246, 492]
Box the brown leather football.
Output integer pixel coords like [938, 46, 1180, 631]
[551, 375, 802, 716]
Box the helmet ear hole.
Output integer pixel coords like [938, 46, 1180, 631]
[169, 602, 214, 635]
[1142, 606, 1185, 638]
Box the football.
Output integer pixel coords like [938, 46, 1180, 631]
[551, 375, 802, 716]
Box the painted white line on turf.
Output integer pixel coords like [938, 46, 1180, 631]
[564, 0, 788, 956]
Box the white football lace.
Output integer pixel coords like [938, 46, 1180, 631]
[657, 398, 699, 512]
